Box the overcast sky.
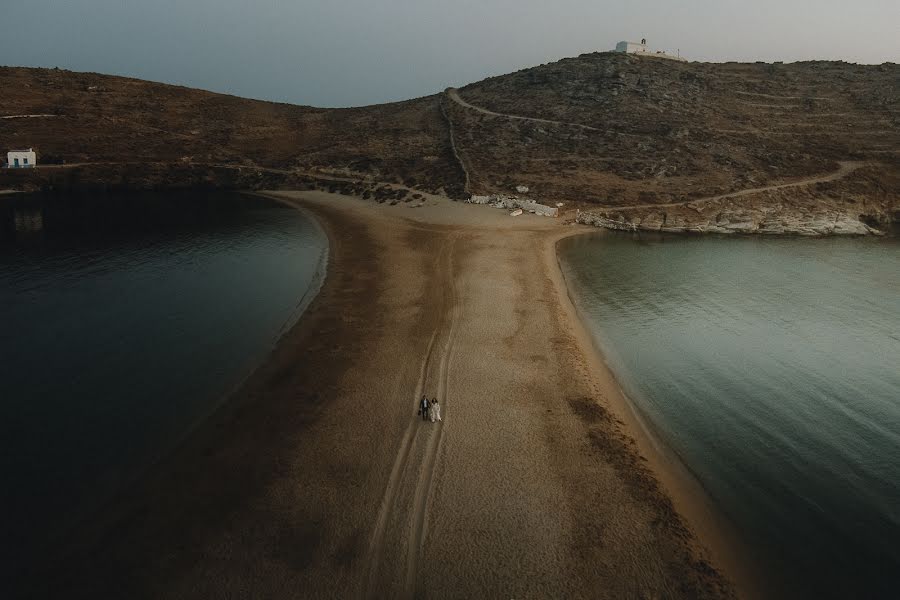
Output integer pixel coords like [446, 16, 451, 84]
[1, 1, 898, 108]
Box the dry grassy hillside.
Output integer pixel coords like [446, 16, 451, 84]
[1, 54, 898, 228]
[452, 54, 899, 201]
[0, 66, 463, 195]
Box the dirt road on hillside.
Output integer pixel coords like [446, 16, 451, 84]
[447, 87, 604, 132]
[603, 161, 868, 211]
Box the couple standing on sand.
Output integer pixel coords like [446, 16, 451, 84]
[419, 395, 442, 423]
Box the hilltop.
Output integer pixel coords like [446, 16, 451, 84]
[1, 53, 898, 232]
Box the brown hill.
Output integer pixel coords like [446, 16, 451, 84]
[0, 66, 464, 196]
[1, 54, 898, 229]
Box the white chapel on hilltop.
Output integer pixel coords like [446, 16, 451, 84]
[615, 38, 686, 62]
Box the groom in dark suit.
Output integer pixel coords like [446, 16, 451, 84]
[419, 395, 430, 421]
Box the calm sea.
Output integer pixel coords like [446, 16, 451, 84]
[558, 231, 900, 599]
[0, 191, 327, 578]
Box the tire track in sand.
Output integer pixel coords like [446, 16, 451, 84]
[404, 235, 461, 597]
[363, 236, 457, 598]
[363, 327, 438, 597]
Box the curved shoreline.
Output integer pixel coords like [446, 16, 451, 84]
[246, 193, 331, 339]
[1, 192, 332, 585]
[546, 228, 768, 599]
[9, 196, 367, 595]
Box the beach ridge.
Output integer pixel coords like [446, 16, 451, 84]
[17, 192, 743, 599]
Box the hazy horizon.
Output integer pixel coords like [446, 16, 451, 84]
[1, 0, 898, 108]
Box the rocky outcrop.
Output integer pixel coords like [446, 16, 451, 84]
[576, 165, 899, 236]
[577, 206, 882, 236]
[468, 194, 559, 217]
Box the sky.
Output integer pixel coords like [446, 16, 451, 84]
[1, 0, 898, 108]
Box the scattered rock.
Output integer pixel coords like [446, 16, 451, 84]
[577, 205, 882, 236]
[467, 193, 558, 217]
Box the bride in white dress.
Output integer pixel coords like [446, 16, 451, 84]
[429, 398, 442, 422]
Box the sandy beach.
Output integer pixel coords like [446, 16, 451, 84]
[17, 192, 751, 599]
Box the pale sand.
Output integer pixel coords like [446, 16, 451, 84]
[19, 191, 759, 598]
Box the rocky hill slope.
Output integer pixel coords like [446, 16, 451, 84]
[1, 53, 898, 233]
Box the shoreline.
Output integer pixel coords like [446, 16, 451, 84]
[1, 190, 332, 585]
[295, 193, 745, 596]
[11, 195, 375, 596]
[3, 192, 334, 586]
[546, 228, 768, 599]
[245, 192, 331, 339]
[21, 192, 745, 598]
[282, 194, 762, 596]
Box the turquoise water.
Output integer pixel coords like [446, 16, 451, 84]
[558, 232, 900, 599]
[0, 191, 327, 578]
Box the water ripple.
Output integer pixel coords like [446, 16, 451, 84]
[560, 232, 900, 598]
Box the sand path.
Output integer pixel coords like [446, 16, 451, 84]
[15, 193, 754, 599]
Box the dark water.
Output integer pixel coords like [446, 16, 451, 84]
[558, 232, 900, 599]
[0, 191, 327, 576]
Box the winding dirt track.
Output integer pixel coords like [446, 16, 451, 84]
[599, 161, 867, 211]
[0, 114, 58, 119]
[446, 87, 604, 133]
[18, 160, 426, 194]
[439, 97, 472, 195]
[446, 89, 869, 215]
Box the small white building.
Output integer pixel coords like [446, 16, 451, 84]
[616, 39, 650, 54]
[615, 38, 686, 62]
[6, 148, 37, 168]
